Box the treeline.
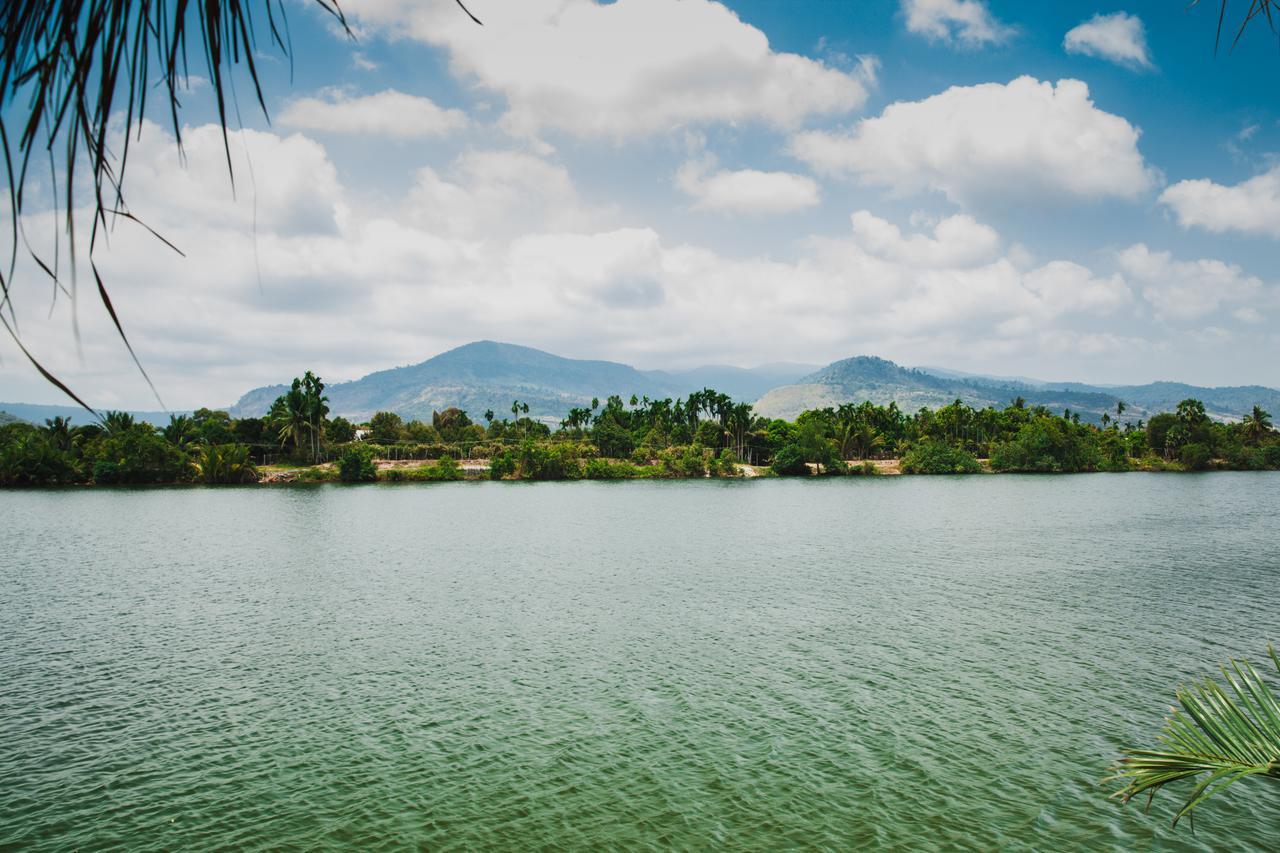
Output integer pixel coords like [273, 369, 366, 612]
[2, 373, 1278, 486]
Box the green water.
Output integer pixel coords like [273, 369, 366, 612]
[2, 476, 1279, 850]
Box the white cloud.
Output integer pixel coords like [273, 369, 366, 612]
[675, 158, 819, 214]
[278, 88, 467, 138]
[1118, 243, 1263, 322]
[1159, 165, 1280, 239]
[1023, 261, 1131, 315]
[1064, 12, 1153, 70]
[900, 0, 1014, 47]
[848, 210, 1000, 268]
[342, 0, 871, 138]
[789, 76, 1157, 206]
[407, 149, 612, 238]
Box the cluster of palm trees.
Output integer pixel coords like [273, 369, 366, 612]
[267, 372, 329, 463]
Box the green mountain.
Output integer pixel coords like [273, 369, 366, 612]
[755, 356, 1280, 424]
[229, 341, 813, 422]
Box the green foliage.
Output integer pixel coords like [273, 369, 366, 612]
[771, 443, 809, 476]
[327, 416, 356, 444]
[88, 425, 187, 484]
[337, 445, 377, 482]
[489, 450, 517, 480]
[1109, 646, 1280, 827]
[193, 444, 258, 484]
[990, 418, 1098, 473]
[0, 424, 79, 485]
[516, 439, 582, 480]
[369, 411, 405, 444]
[584, 458, 644, 480]
[900, 440, 981, 475]
[1180, 442, 1213, 471]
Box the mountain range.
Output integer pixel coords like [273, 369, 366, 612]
[4, 341, 1277, 427]
[227, 341, 817, 421]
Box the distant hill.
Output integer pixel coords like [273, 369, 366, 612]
[229, 341, 810, 422]
[0, 410, 26, 426]
[755, 356, 1280, 423]
[0, 403, 181, 427]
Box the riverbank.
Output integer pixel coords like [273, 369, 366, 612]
[240, 453, 1234, 484]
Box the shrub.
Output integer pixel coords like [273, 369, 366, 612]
[771, 443, 808, 476]
[87, 426, 187, 484]
[193, 443, 258, 484]
[516, 439, 581, 480]
[489, 450, 517, 480]
[989, 419, 1097, 473]
[901, 440, 981, 475]
[338, 445, 377, 482]
[1180, 442, 1213, 471]
[584, 458, 641, 479]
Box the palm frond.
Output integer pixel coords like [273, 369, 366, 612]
[1108, 645, 1280, 826]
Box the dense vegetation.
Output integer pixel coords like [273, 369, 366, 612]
[2, 374, 1278, 486]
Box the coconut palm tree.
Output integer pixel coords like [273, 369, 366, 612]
[1109, 645, 1280, 826]
[162, 414, 200, 454]
[1241, 406, 1273, 446]
[42, 416, 73, 452]
[99, 410, 136, 436]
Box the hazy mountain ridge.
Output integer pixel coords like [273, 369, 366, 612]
[9, 344, 1276, 427]
[755, 357, 1280, 423]
[229, 342, 813, 422]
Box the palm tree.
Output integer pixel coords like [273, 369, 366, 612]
[163, 414, 200, 454]
[1, 0, 478, 408]
[1241, 406, 1273, 446]
[192, 443, 258, 484]
[1109, 645, 1280, 826]
[42, 416, 73, 452]
[99, 410, 136, 436]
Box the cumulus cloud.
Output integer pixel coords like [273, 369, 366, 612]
[675, 158, 819, 214]
[1064, 12, 1153, 70]
[900, 0, 1014, 47]
[342, 0, 871, 138]
[1, 119, 1158, 409]
[278, 88, 468, 138]
[1159, 165, 1280, 239]
[1119, 243, 1263, 322]
[848, 210, 1000, 268]
[789, 76, 1156, 206]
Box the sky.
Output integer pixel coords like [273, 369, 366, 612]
[2, 0, 1279, 409]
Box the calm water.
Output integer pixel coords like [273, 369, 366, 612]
[2, 475, 1279, 850]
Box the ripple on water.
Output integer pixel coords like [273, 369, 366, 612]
[1, 476, 1278, 851]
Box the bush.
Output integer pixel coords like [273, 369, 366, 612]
[1180, 442, 1213, 471]
[584, 458, 642, 479]
[660, 444, 709, 478]
[87, 426, 187, 484]
[848, 460, 878, 476]
[516, 439, 582, 480]
[771, 443, 808, 476]
[489, 450, 517, 480]
[193, 443, 258, 484]
[338, 445, 377, 482]
[0, 426, 80, 485]
[989, 419, 1097, 473]
[901, 440, 981, 475]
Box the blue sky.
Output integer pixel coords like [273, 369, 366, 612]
[2, 0, 1278, 408]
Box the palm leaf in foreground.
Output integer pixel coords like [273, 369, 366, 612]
[1108, 645, 1280, 826]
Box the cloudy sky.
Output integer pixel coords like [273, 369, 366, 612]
[3, 0, 1279, 409]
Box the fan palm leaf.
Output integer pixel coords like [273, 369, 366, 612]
[1108, 645, 1280, 825]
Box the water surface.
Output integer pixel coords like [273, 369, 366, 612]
[2, 475, 1278, 850]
